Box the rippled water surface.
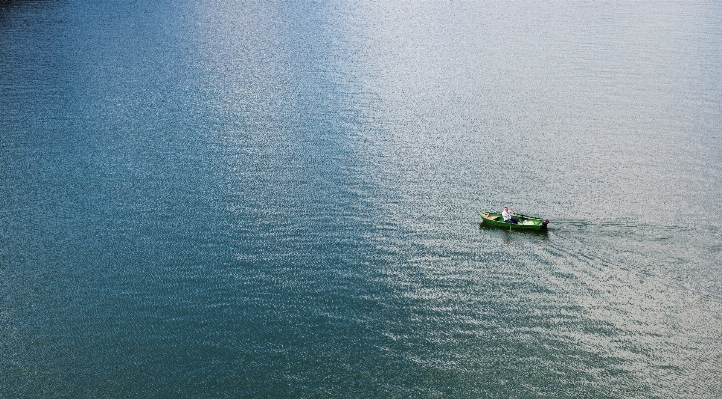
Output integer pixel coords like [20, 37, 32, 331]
[2, 1, 721, 397]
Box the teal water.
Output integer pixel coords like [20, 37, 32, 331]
[2, 1, 721, 397]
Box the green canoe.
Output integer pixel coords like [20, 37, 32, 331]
[478, 211, 549, 231]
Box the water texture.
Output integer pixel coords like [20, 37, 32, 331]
[1, 1, 721, 398]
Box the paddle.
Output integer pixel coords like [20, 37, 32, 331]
[513, 213, 539, 220]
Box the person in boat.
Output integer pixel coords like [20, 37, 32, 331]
[502, 206, 519, 224]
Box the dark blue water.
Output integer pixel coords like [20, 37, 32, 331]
[2, 1, 721, 397]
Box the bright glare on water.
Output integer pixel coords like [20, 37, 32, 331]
[1, 1, 721, 398]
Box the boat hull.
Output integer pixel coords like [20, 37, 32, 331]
[478, 211, 549, 231]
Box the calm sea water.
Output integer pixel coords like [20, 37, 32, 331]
[2, 1, 721, 398]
